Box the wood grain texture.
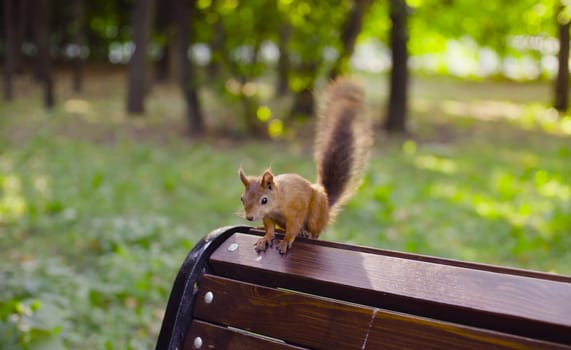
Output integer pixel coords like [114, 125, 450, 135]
[193, 274, 374, 349]
[188, 276, 569, 350]
[184, 320, 307, 350]
[367, 310, 571, 349]
[208, 232, 571, 345]
[247, 228, 571, 283]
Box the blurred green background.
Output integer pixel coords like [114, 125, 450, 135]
[1, 0, 571, 349]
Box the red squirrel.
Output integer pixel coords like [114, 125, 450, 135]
[239, 78, 372, 254]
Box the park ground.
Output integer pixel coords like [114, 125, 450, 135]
[1, 69, 570, 348]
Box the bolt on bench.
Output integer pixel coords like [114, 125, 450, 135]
[156, 226, 571, 350]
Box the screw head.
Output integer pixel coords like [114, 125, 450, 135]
[193, 336, 203, 349]
[204, 291, 214, 304]
[228, 243, 239, 252]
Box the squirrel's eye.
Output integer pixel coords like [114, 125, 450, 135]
[240, 196, 244, 203]
[261, 197, 268, 205]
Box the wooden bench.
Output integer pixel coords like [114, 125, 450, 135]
[155, 226, 571, 349]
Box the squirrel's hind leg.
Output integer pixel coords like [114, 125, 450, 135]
[306, 191, 329, 239]
[278, 219, 303, 255]
[298, 229, 312, 238]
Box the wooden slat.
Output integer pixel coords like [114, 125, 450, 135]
[367, 310, 571, 349]
[246, 229, 571, 283]
[193, 274, 374, 349]
[184, 320, 307, 350]
[208, 232, 571, 345]
[188, 275, 569, 349]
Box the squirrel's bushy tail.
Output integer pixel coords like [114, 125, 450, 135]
[315, 78, 373, 219]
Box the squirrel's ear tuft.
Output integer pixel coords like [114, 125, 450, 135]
[261, 170, 274, 189]
[239, 168, 249, 187]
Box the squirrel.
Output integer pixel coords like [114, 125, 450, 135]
[239, 78, 373, 255]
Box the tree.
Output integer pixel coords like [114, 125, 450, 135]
[176, 0, 204, 135]
[285, 1, 349, 121]
[275, 23, 292, 96]
[13, 0, 27, 74]
[289, 62, 319, 120]
[71, 0, 85, 93]
[384, 0, 409, 133]
[154, 0, 176, 82]
[33, 0, 55, 109]
[206, 0, 225, 80]
[126, 0, 153, 115]
[554, 2, 570, 112]
[328, 0, 372, 80]
[198, 0, 281, 135]
[3, 0, 15, 101]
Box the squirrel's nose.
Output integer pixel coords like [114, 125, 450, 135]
[246, 216, 254, 221]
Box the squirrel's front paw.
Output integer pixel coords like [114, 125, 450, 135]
[254, 236, 273, 252]
[277, 239, 292, 255]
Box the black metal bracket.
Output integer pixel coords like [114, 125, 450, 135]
[155, 225, 251, 350]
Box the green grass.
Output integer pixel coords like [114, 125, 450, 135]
[1, 70, 570, 349]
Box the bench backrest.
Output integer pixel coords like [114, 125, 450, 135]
[156, 226, 571, 349]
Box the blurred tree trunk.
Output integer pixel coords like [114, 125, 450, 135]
[3, 0, 15, 101]
[207, 2, 225, 79]
[289, 61, 318, 120]
[154, 0, 175, 82]
[384, 0, 409, 133]
[13, 0, 27, 74]
[34, 0, 55, 109]
[290, 87, 314, 119]
[239, 41, 266, 136]
[554, 3, 570, 113]
[31, 1, 41, 81]
[71, 0, 85, 93]
[155, 46, 172, 82]
[215, 28, 265, 135]
[275, 23, 291, 96]
[328, 0, 371, 80]
[176, 0, 204, 136]
[127, 0, 153, 115]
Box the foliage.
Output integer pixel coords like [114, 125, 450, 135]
[189, 0, 354, 131]
[6, 0, 570, 135]
[3, 1, 570, 346]
[407, 0, 557, 55]
[1, 72, 571, 348]
[42, 0, 563, 66]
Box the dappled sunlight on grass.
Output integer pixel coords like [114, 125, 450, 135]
[533, 170, 571, 200]
[414, 154, 458, 174]
[412, 144, 571, 270]
[338, 124, 571, 274]
[2, 72, 570, 349]
[429, 180, 553, 234]
[440, 99, 522, 120]
[63, 99, 92, 116]
[0, 174, 27, 223]
[416, 97, 571, 136]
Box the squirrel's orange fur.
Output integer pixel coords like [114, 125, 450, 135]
[239, 78, 372, 254]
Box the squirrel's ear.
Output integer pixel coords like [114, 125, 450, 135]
[261, 170, 274, 190]
[239, 168, 249, 187]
